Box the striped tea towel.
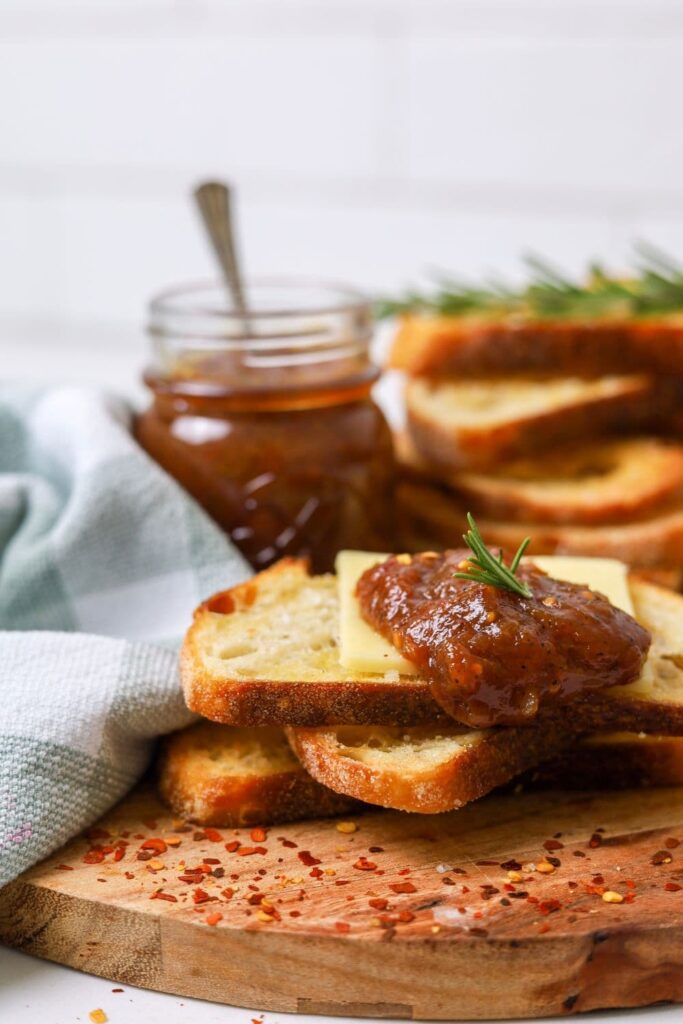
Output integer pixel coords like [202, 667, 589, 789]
[0, 385, 250, 886]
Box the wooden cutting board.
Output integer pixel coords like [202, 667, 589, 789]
[3, 785, 683, 1020]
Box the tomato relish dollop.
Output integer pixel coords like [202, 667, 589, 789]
[356, 550, 651, 728]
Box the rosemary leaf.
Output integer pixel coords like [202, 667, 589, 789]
[454, 514, 532, 599]
[376, 244, 683, 320]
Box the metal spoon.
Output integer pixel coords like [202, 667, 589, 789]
[194, 180, 247, 316]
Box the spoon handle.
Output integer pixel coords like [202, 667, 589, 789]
[194, 180, 247, 314]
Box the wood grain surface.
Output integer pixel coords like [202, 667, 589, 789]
[3, 785, 683, 1019]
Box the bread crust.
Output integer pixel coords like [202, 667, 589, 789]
[406, 375, 665, 472]
[158, 722, 357, 827]
[456, 439, 683, 526]
[397, 477, 683, 572]
[528, 734, 683, 790]
[400, 430, 683, 526]
[285, 720, 580, 814]
[390, 314, 683, 378]
[181, 644, 441, 726]
[181, 559, 445, 727]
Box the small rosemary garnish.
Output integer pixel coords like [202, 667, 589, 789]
[453, 513, 532, 598]
[376, 244, 683, 321]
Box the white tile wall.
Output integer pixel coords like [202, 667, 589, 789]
[408, 37, 683, 193]
[2, 0, 683, 359]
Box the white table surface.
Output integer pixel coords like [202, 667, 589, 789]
[1, 316, 681, 1023]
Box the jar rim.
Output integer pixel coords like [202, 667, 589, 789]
[149, 275, 371, 321]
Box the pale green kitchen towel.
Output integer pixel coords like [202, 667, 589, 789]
[0, 385, 250, 885]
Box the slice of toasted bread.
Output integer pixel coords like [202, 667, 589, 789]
[450, 438, 683, 526]
[158, 721, 357, 827]
[399, 430, 683, 526]
[406, 375, 665, 471]
[181, 559, 439, 727]
[286, 594, 683, 812]
[528, 732, 683, 791]
[183, 556, 683, 741]
[397, 477, 683, 580]
[286, 574, 683, 811]
[285, 719, 579, 814]
[389, 313, 683, 378]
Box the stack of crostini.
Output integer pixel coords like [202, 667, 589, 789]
[385, 253, 683, 590]
[159, 557, 683, 828]
[157, 252, 683, 831]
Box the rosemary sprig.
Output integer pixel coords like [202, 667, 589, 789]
[376, 245, 683, 321]
[453, 513, 532, 598]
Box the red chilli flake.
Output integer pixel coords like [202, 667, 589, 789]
[238, 847, 267, 857]
[538, 899, 561, 915]
[150, 891, 177, 903]
[204, 829, 223, 843]
[221, 887, 235, 900]
[588, 833, 603, 848]
[665, 882, 682, 892]
[390, 881, 417, 894]
[369, 898, 389, 910]
[206, 912, 223, 926]
[543, 839, 564, 851]
[666, 838, 681, 849]
[57, 864, 74, 871]
[353, 858, 377, 871]
[141, 838, 167, 854]
[250, 828, 268, 843]
[334, 921, 351, 933]
[225, 841, 241, 853]
[398, 910, 415, 923]
[113, 848, 125, 862]
[193, 888, 210, 904]
[83, 849, 105, 864]
[298, 851, 321, 867]
[652, 851, 673, 865]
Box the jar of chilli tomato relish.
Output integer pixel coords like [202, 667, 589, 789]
[135, 278, 396, 573]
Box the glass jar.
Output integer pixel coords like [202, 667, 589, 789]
[135, 278, 396, 573]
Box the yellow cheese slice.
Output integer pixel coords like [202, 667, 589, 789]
[336, 551, 635, 676]
[336, 550, 414, 675]
[525, 556, 634, 616]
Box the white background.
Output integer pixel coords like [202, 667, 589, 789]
[4, 1, 683, 1020]
[5, 0, 683, 380]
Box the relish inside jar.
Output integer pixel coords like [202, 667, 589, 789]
[135, 279, 396, 572]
